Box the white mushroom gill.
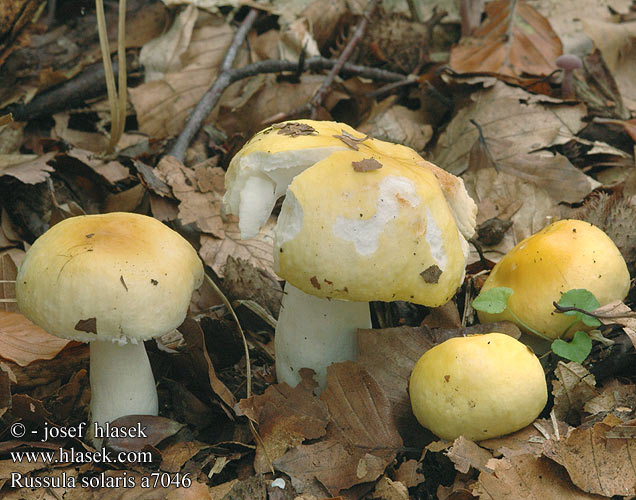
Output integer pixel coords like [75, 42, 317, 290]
[274, 190, 303, 272]
[332, 175, 420, 255]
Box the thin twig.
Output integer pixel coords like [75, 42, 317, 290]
[309, 0, 380, 118]
[169, 9, 259, 161]
[553, 301, 636, 319]
[115, 0, 128, 144]
[167, 57, 406, 160]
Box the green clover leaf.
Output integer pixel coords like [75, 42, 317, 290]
[472, 287, 513, 314]
[551, 331, 592, 364]
[557, 289, 601, 327]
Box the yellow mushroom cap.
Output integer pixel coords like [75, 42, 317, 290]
[477, 219, 630, 339]
[223, 119, 477, 242]
[274, 149, 467, 306]
[409, 333, 547, 441]
[16, 212, 204, 343]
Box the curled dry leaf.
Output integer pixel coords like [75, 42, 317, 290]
[155, 156, 225, 237]
[273, 362, 402, 497]
[104, 415, 184, 454]
[0, 153, 55, 184]
[199, 216, 276, 280]
[544, 414, 636, 497]
[552, 361, 598, 422]
[129, 11, 235, 139]
[433, 81, 586, 176]
[237, 369, 329, 474]
[473, 454, 603, 500]
[446, 436, 494, 474]
[0, 312, 71, 367]
[450, 0, 562, 78]
[583, 379, 636, 418]
[479, 418, 570, 458]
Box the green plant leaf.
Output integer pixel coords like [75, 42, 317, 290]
[551, 331, 592, 364]
[472, 287, 513, 314]
[557, 289, 601, 327]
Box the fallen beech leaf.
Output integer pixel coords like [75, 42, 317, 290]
[583, 379, 636, 417]
[450, 0, 562, 78]
[199, 216, 276, 280]
[473, 454, 602, 499]
[552, 361, 598, 422]
[358, 104, 433, 153]
[544, 415, 636, 497]
[155, 156, 225, 238]
[594, 300, 636, 350]
[274, 362, 402, 496]
[130, 13, 235, 139]
[394, 459, 426, 488]
[479, 418, 570, 458]
[583, 18, 636, 111]
[433, 81, 586, 176]
[160, 441, 210, 473]
[372, 477, 409, 500]
[446, 436, 493, 474]
[0, 153, 55, 184]
[104, 414, 184, 453]
[0, 312, 71, 367]
[238, 369, 329, 473]
[222, 256, 283, 317]
[178, 317, 236, 411]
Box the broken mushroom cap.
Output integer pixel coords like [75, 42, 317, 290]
[275, 149, 468, 305]
[223, 119, 477, 242]
[16, 212, 204, 429]
[16, 212, 204, 343]
[409, 333, 547, 441]
[476, 219, 630, 340]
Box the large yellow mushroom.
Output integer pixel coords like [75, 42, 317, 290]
[476, 219, 630, 340]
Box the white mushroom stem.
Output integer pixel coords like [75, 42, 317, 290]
[275, 283, 372, 389]
[89, 340, 158, 428]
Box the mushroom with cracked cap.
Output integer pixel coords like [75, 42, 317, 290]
[226, 123, 477, 389]
[16, 212, 204, 433]
[409, 332, 548, 441]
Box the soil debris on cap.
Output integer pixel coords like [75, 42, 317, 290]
[273, 122, 317, 137]
[333, 130, 369, 150]
[420, 265, 442, 284]
[75, 317, 97, 334]
[352, 158, 383, 172]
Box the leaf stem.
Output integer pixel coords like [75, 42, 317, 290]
[505, 307, 552, 341]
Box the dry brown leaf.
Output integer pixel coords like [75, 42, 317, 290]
[358, 103, 433, 153]
[449, 0, 562, 78]
[552, 361, 598, 422]
[583, 379, 636, 417]
[52, 112, 110, 153]
[65, 148, 130, 185]
[0, 312, 71, 367]
[594, 300, 636, 349]
[531, 0, 630, 53]
[479, 418, 570, 458]
[155, 156, 225, 237]
[178, 317, 236, 412]
[372, 477, 409, 500]
[104, 414, 184, 453]
[357, 326, 437, 444]
[432, 81, 587, 176]
[446, 436, 494, 474]
[238, 369, 329, 473]
[583, 18, 636, 111]
[129, 13, 235, 139]
[274, 362, 402, 497]
[394, 459, 425, 488]
[544, 415, 636, 497]
[0, 153, 55, 184]
[223, 256, 282, 318]
[160, 441, 211, 473]
[472, 454, 604, 499]
[199, 216, 276, 280]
